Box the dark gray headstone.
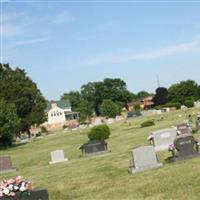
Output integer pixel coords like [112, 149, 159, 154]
[128, 146, 162, 173]
[177, 123, 190, 135]
[170, 135, 200, 162]
[127, 111, 141, 119]
[1, 189, 49, 200]
[0, 156, 16, 174]
[80, 140, 108, 156]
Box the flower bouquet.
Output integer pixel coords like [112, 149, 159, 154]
[0, 176, 33, 199]
[168, 144, 176, 157]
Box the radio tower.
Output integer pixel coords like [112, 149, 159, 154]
[156, 74, 160, 88]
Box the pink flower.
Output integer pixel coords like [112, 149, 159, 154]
[0, 191, 3, 197]
[15, 176, 23, 184]
[7, 179, 15, 185]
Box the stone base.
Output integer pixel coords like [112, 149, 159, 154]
[83, 150, 110, 157]
[128, 163, 163, 174]
[169, 153, 200, 162]
[0, 168, 16, 174]
[1, 189, 48, 200]
[49, 158, 68, 164]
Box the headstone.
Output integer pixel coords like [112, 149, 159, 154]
[106, 118, 114, 124]
[152, 128, 177, 151]
[194, 101, 200, 108]
[79, 140, 109, 156]
[196, 120, 200, 131]
[0, 156, 16, 174]
[181, 105, 188, 111]
[177, 123, 190, 135]
[128, 146, 162, 173]
[169, 134, 200, 162]
[127, 111, 141, 119]
[93, 118, 103, 126]
[1, 189, 49, 200]
[49, 150, 68, 164]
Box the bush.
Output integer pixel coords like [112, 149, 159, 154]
[154, 102, 181, 110]
[88, 124, 111, 140]
[41, 126, 48, 133]
[165, 102, 181, 109]
[62, 124, 68, 129]
[184, 100, 194, 108]
[141, 120, 155, 128]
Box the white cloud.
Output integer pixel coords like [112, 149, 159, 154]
[16, 37, 49, 45]
[53, 11, 74, 25]
[80, 39, 200, 66]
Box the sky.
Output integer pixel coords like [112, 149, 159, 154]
[1, 0, 200, 100]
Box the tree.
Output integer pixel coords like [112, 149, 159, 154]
[101, 99, 120, 118]
[61, 91, 81, 111]
[168, 80, 199, 104]
[136, 91, 152, 100]
[80, 78, 132, 116]
[0, 64, 46, 136]
[0, 99, 20, 147]
[154, 87, 168, 106]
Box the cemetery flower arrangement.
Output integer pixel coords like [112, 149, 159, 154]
[0, 176, 33, 198]
[168, 144, 176, 156]
[168, 144, 176, 151]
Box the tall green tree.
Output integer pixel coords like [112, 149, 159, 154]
[61, 91, 81, 111]
[101, 99, 120, 118]
[0, 63, 46, 136]
[168, 80, 200, 104]
[154, 87, 168, 106]
[0, 99, 20, 147]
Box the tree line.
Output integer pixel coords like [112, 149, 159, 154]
[1, 63, 200, 146]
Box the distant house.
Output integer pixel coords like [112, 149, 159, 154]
[127, 96, 155, 111]
[43, 100, 79, 130]
[140, 96, 154, 110]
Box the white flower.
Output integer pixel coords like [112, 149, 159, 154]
[3, 188, 10, 195]
[19, 184, 26, 192]
[8, 184, 13, 191]
[13, 185, 19, 191]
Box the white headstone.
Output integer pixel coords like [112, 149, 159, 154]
[49, 150, 68, 164]
[106, 118, 114, 124]
[128, 146, 162, 173]
[152, 128, 177, 151]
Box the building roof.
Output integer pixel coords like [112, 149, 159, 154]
[45, 99, 71, 112]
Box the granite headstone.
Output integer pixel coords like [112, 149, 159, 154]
[79, 140, 109, 156]
[177, 123, 190, 135]
[1, 189, 49, 200]
[49, 150, 68, 164]
[0, 156, 16, 174]
[169, 134, 200, 162]
[152, 128, 177, 151]
[128, 146, 163, 173]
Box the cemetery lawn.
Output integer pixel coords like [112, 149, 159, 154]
[1, 108, 200, 200]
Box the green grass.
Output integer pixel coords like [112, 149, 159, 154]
[1, 108, 200, 200]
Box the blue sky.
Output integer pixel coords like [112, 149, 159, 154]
[1, 1, 200, 100]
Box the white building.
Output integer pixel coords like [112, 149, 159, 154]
[43, 100, 79, 130]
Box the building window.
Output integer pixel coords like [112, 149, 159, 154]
[51, 113, 53, 117]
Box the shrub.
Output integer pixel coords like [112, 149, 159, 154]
[184, 100, 194, 108]
[88, 124, 111, 140]
[62, 124, 68, 129]
[41, 126, 48, 133]
[154, 102, 181, 110]
[141, 120, 155, 128]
